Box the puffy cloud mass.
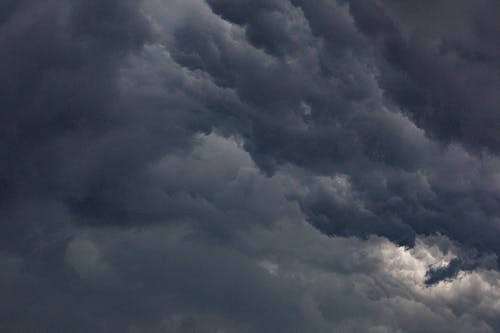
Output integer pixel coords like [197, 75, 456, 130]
[0, 0, 499, 332]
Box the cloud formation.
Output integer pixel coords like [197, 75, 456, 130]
[1, 0, 499, 332]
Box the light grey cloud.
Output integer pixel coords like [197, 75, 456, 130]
[1, 134, 498, 332]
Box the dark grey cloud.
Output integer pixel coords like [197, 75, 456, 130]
[347, 0, 500, 152]
[197, 0, 500, 257]
[0, 0, 150, 207]
[1, 0, 500, 332]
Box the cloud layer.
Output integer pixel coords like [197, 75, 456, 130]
[1, 0, 499, 332]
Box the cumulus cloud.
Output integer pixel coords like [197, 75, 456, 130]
[1, 0, 499, 332]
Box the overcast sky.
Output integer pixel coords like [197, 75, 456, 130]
[1, 0, 500, 332]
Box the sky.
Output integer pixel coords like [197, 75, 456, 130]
[1, 0, 500, 332]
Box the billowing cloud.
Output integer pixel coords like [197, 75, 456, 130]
[1, 0, 499, 332]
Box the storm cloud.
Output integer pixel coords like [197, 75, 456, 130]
[1, 0, 499, 332]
